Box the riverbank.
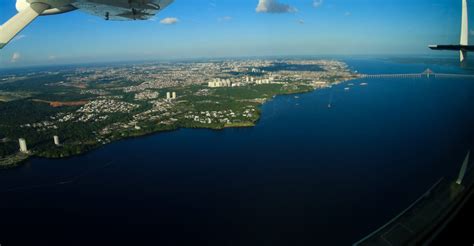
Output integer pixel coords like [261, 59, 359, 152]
[0, 153, 30, 169]
[0, 81, 337, 168]
[0, 59, 358, 169]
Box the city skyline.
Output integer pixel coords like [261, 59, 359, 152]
[0, 0, 471, 67]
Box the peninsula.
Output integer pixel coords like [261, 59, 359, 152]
[0, 59, 358, 168]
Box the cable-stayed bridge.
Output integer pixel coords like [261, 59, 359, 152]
[360, 69, 474, 79]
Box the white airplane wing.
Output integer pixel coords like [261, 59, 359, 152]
[72, 0, 174, 21]
[0, 0, 174, 49]
[429, 0, 471, 62]
[0, 3, 50, 49]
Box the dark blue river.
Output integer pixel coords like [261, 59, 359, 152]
[1, 57, 473, 246]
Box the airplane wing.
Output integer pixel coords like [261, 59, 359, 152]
[429, 0, 471, 62]
[429, 45, 474, 51]
[0, 0, 174, 49]
[71, 0, 172, 21]
[0, 3, 50, 49]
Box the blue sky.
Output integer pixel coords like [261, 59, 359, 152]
[0, 0, 470, 67]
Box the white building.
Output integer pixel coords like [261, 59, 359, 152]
[255, 79, 269, 85]
[255, 77, 274, 85]
[232, 82, 244, 87]
[172, 92, 177, 99]
[208, 78, 231, 88]
[314, 81, 328, 88]
[166, 92, 171, 100]
[19, 138, 28, 153]
[53, 136, 61, 146]
[53, 136, 60, 146]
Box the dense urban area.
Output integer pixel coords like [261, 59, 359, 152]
[0, 59, 358, 167]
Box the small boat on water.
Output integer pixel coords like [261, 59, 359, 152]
[294, 96, 299, 99]
[328, 103, 332, 109]
[344, 87, 350, 91]
[348, 83, 354, 86]
[360, 82, 368, 86]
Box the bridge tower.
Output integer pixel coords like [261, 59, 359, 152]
[423, 68, 434, 78]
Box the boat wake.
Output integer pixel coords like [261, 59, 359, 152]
[0, 161, 116, 193]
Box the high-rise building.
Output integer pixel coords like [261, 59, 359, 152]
[54, 136, 60, 146]
[172, 92, 177, 99]
[19, 138, 28, 153]
[208, 78, 232, 88]
[166, 92, 171, 100]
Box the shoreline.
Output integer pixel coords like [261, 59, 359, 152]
[0, 153, 30, 169]
[0, 82, 342, 169]
[1, 57, 359, 170]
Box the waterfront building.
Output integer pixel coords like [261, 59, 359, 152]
[172, 92, 177, 99]
[54, 136, 60, 146]
[19, 138, 28, 153]
[166, 92, 171, 100]
[314, 81, 328, 88]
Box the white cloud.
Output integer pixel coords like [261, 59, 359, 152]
[12, 34, 27, 42]
[298, 19, 305, 24]
[10, 52, 20, 63]
[48, 55, 57, 61]
[218, 16, 233, 22]
[344, 11, 352, 16]
[312, 0, 323, 8]
[256, 0, 297, 13]
[160, 17, 179, 25]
